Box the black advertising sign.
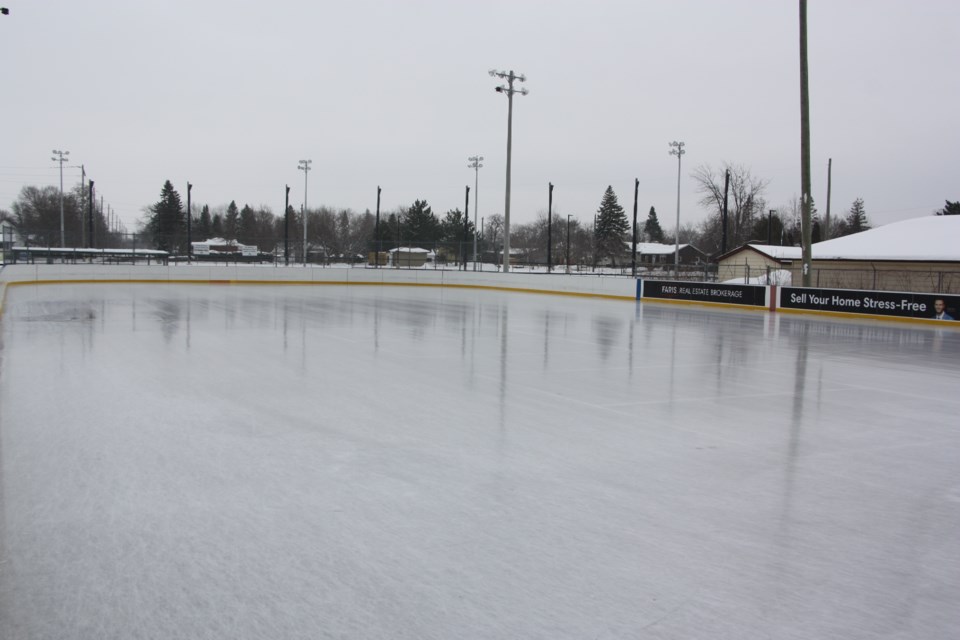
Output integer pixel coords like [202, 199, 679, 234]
[780, 287, 960, 321]
[642, 280, 767, 307]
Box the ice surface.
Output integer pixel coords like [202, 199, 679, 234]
[1, 284, 959, 639]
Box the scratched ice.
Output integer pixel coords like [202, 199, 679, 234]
[1, 283, 958, 639]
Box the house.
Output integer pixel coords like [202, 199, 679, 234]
[716, 216, 960, 293]
[622, 241, 708, 266]
[388, 247, 430, 268]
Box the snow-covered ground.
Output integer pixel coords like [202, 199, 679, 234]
[1, 284, 958, 639]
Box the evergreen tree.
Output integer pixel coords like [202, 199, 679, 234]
[224, 200, 240, 242]
[381, 212, 400, 249]
[840, 198, 870, 236]
[403, 200, 440, 245]
[148, 180, 184, 252]
[441, 209, 475, 243]
[211, 213, 224, 239]
[594, 186, 629, 266]
[238, 204, 257, 245]
[198, 205, 212, 240]
[935, 200, 960, 216]
[643, 206, 664, 243]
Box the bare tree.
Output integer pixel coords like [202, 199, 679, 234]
[692, 163, 768, 253]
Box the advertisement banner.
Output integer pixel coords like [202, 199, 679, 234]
[780, 287, 960, 321]
[642, 280, 767, 307]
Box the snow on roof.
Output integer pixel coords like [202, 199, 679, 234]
[388, 247, 429, 254]
[741, 244, 804, 261]
[811, 216, 960, 261]
[730, 217, 960, 263]
[622, 241, 695, 255]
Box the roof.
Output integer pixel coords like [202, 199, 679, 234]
[389, 247, 429, 254]
[734, 244, 804, 261]
[720, 216, 960, 263]
[811, 216, 960, 261]
[622, 241, 702, 255]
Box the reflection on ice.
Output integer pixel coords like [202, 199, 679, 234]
[1, 284, 958, 639]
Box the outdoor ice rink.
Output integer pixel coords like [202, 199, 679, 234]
[1, 282, 958, 639]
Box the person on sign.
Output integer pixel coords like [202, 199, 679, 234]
[933, 298, 954, 320]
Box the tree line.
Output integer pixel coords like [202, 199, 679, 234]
[4, 175, 957, 262]
[1, 183, 122, 248]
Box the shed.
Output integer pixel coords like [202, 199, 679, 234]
[389, 247, 429, 268]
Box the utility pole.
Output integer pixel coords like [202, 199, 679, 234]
[631, 178, 638, 278]
[298, 159, 312, 266]
[375, 186, 381, 268]
[669, 141, 685, 277]
[547, 182, 554, 273]
[88, 180, 95, 249]
[800, 0, 813, 286]
[51, 150, 69, 247]
[284, 185, 290, 265]
[566, 215, 572, 274]
[825, 158, 832, 241]
[721, 169, 730, 254]
[489, 69, 528, 274]
[187, 182, 193, 262]
[79, 165, 86, 246]
[463, 185, 470, 271]
[467, 155, 483, 270]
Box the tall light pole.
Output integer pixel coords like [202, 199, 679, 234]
[489, 69, 528, 274]
[51, 149, 69, 247]
[566, 214, 572, 274]
[467, 155, 483, 270]
[668, 140, 685, 277]
[298, 159, 312, 265]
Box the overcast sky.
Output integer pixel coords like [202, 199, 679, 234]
[2, 0, 958, 235]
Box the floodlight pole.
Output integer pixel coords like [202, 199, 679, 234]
[468, 155, 483, 270]
[298, 159, 312, 266]
[668, 141, 685, 278]
[489, 69, 528, 274]
[52, 150, 69, 248]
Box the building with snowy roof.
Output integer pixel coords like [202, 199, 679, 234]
[716, 216, 960, 293]
[388, 247, 429, 268]
[622, 241, 708, 266]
